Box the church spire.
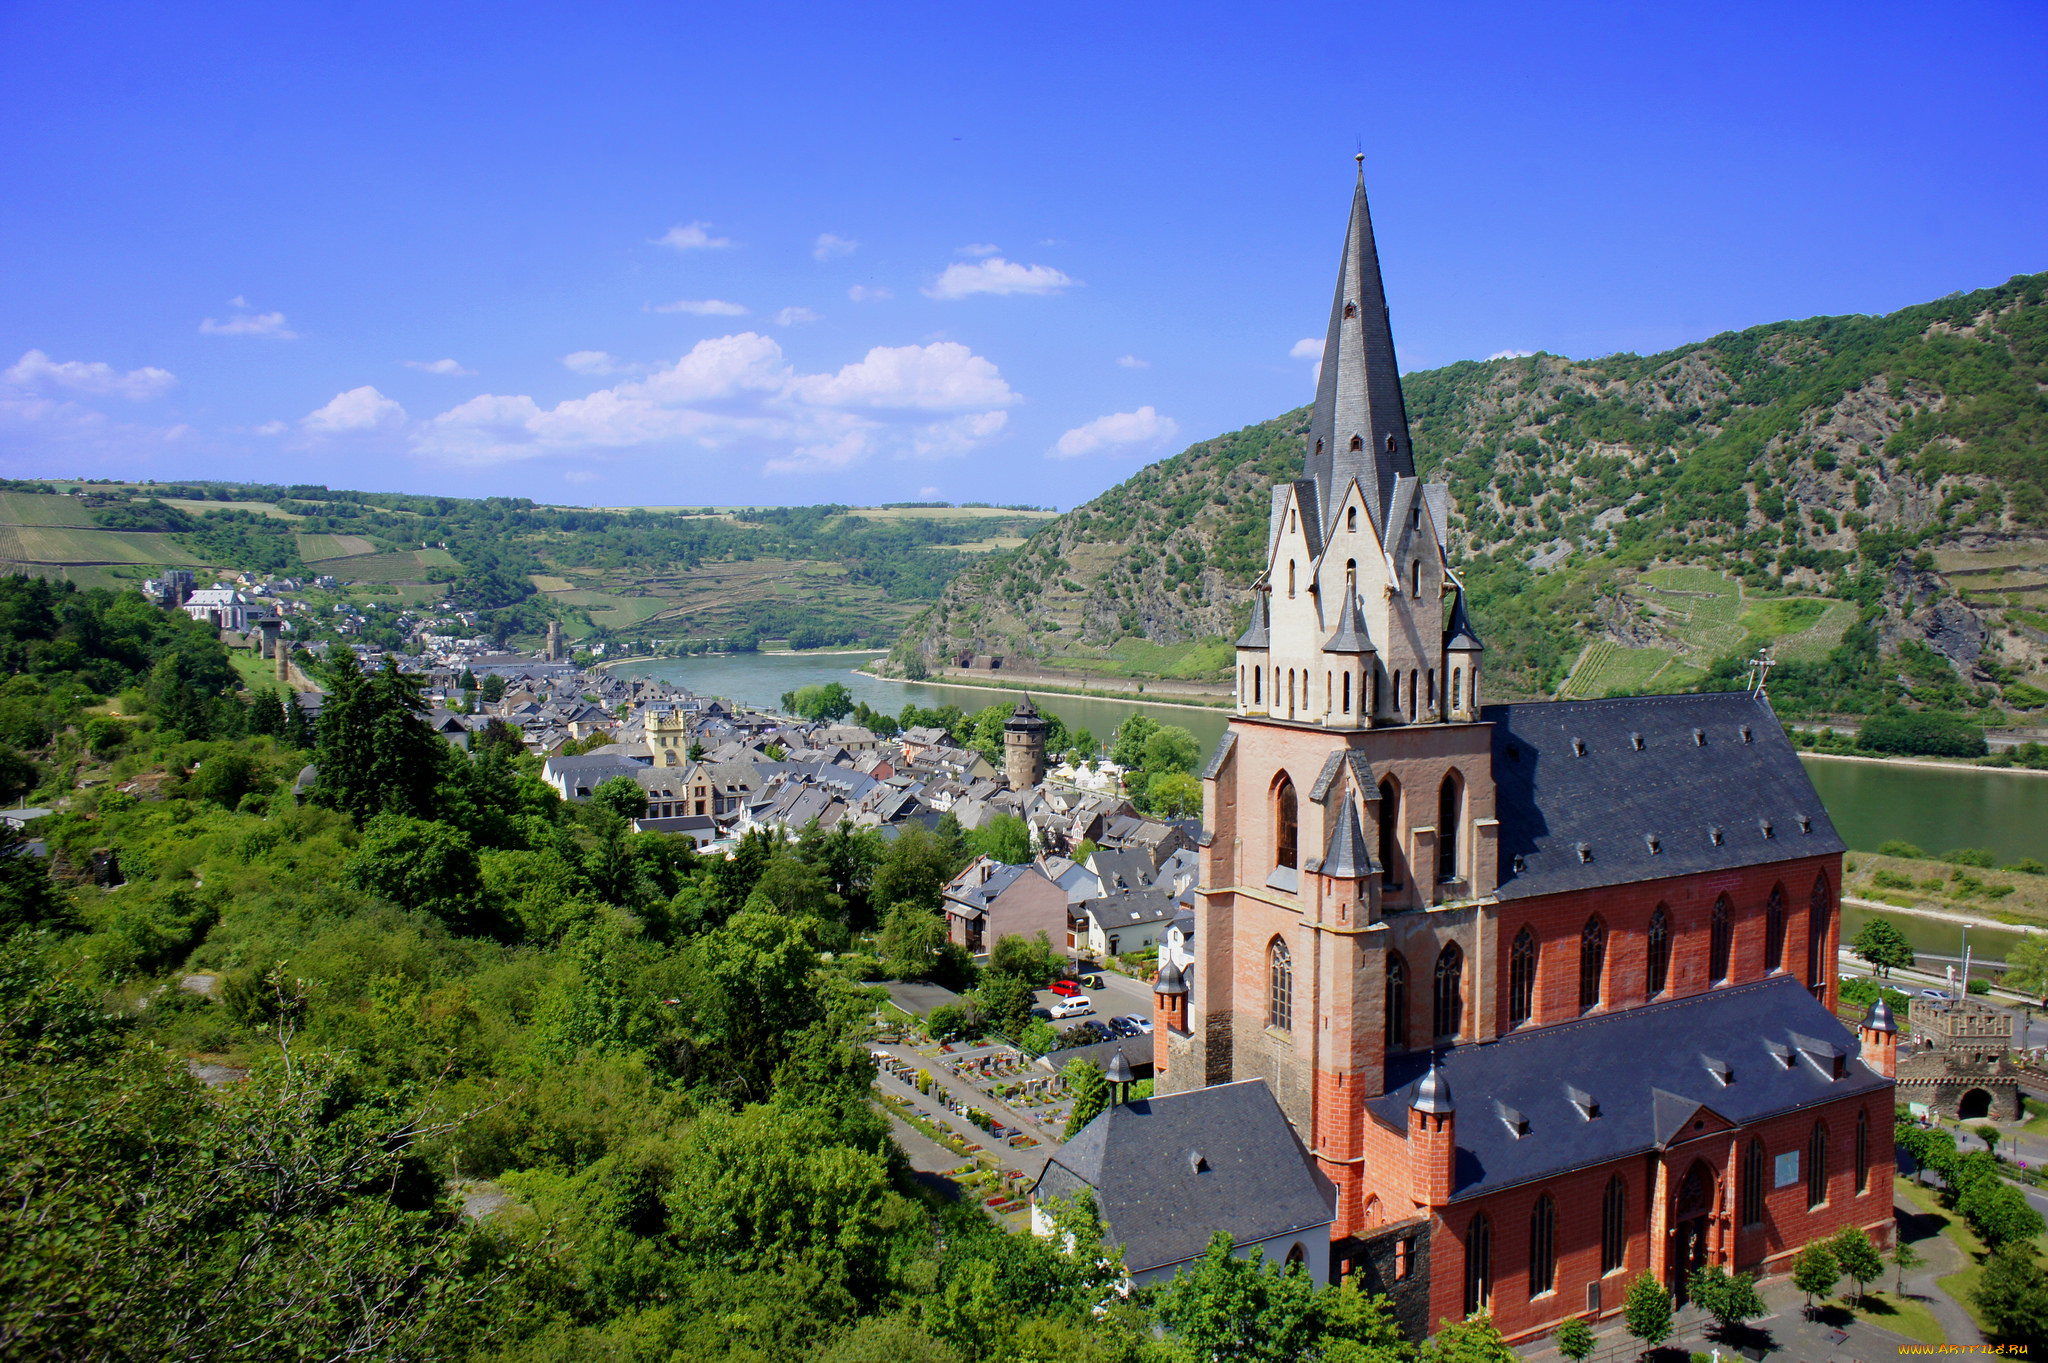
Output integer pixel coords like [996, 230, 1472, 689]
[1305, 156, 1415, 538]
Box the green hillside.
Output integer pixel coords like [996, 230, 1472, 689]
[888, 270, 2048, 720]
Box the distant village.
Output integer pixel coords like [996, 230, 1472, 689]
[148, 571, 1202, 972]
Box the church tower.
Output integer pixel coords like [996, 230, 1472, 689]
[1163, 159, 1498, 1246]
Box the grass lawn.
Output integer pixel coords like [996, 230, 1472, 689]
[1840, 1286, 1945, 1344]
[1888, 1172, 2048, 1338]
[227, 650, 289, 694]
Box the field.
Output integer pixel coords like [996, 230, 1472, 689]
[0, 526, 201, 566]
[1557, 641, 1705, 699]
[297, 533, 379, 561]
[0, 493, 97, 527]
[161, 499, 303, 521]
[322, 551, 441, 583]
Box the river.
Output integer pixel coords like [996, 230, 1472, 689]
[613, 651, 2048, 871]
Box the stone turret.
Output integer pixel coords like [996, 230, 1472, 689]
[1408, 1057, 1456, 1208]
[1003, 695, 1048, 791]
[1153, 956, 1189, 1074]
[1860, 996, 1899, 1079]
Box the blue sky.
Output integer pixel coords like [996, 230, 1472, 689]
[2, 2, 2043, 509]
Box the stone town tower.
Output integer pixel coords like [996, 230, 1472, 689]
[1004, 695, 1049, 791]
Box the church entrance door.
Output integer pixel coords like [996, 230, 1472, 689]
[1668, 1160, 1715, 1303]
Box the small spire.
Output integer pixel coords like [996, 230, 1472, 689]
[1411, 1056, 1455, 1114]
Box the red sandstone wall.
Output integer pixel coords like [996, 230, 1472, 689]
[1488, 856, 1843, 1038]
[1425, 1088, 1894, 1342]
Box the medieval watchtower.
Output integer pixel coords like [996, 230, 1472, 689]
[1004, 696, 1049, 791]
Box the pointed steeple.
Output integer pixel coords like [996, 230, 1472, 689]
[1305, 156, 1415, 538]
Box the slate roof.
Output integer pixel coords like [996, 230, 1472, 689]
[1083, 888, 1179, 930]
[1488, 691, 1844, 900]
[1234, 593, 1271, 650]
[1315, 799, 1375, 878]
[1034, 1078, 1336, 1275]
[1368, 975, 1890, 1202]
[1323, 593, 1374, 653]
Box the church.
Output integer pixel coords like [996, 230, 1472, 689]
[1091, 163, 1896, 1342]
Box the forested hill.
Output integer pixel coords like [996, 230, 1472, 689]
[886, 269, 2048, 712]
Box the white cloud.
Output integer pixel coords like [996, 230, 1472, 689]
[1116, 354, 1149, 369]
[848, 285, 892, 302]
[1487, 348, 1536, 360]
[302, 386, 407, 434]
[200, 307, 295, 339]
[774, 306, 821, 326]
[563, 470, 602, 484]
[1290, 337, 1325, 360]
[653, 221, 732, 251]
[404, 358, 474, 376]
[651, 298, 749, 316]
[563, 351, 625, 375]
[1049, 406, 1179, 460]
[919, 486, 941, 498]
[254, 421, 288, 436]
[417, 332, 1018, 474]
[958, 243, 1001, 257]
[813, 233, 857, 261]
[792, 342, 1018, 410]
[5, 349, 176, 399]
[925, 257, 1075, 300]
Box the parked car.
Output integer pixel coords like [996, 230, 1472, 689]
[1920, 989, 1954, 1003]
[1049, 980, 1082, 998]
[1119, 1014, 1154, 1035]
[1050, 995, 1094, 1019]
[1080, 974, 1104, 989]
[1060, 1021, 1108, 1047]
[1103, 1016, 1139, 1039]
[1028, 1007, 1054, 1023]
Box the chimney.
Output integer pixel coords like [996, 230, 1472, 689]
[1860, 996, 1898, 1080]
[1408, 1057, 1456, 1208]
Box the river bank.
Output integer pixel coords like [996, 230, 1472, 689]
[851, 667, 1234, 715]
[1801, 749, 2048, 779]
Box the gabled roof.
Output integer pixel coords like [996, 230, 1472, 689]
[1369, 976, 1890, 1201]
[1487, 691, 1845, 900]
[1034, 1078, 1336, 1275]
[1083, 888, 1178, 929]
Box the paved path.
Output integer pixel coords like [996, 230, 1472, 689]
[1895, 1188, 1985, 1346]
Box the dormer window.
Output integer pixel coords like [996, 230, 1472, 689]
[1575, 842, 1592, 863]
[1693, 728, 1706, 746]
[1702, 1055, 1732, 1086]
[1190, 1151, 1210, 1173]
[1708, 826, 1724, 846]
[1566, 1085, 1599, 1120]
[1760, 818, 1774, 839]
[1571, 737, 1586, 756]
[1344, 301, 1357, 318]
[1350, 434, 1364, 452]
[1630, 732, 1644, 751]
[1797, 813, 1812, 833]
[1645, 833, 1661, 854]
[1387, 434, 1397, 455]
[1496, 1100, 1530, 1138]
[1740, 725, 1754, 743]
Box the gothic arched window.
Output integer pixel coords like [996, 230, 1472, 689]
[1601, 1175, 1627, 1274]
[1741, 1138, 1766, 1226]
[1710, 896, 1733, 983]
[1808, 875, 1832, 994]
[1347, 508, 1358, 533]
[1508, 928, 1536, 1029]
[1808, 1122, 1829, 1208]
[1529, 1195, 1556, 1297]
[1269, 938, 1293, 1032]
[1580, 917, 1606, 1012]
[1452, 668, 1463, 713]
[1463, 1213, 1492, 1316]
[1647, 907, 1671, 996]
[1438, 773, 1461, 881]
[1434, 942, 1464, 1040]
[1378, 777, 1399, 889]
[1275, 778, 1298, 871]
[1411, 560, 1421, 597]
[1765, 885, 1786, 973]
[1385, 953, 1408, 1049]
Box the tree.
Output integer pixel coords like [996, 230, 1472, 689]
[878, 901, 948, 980]
[314, 654, 446, 824]
[988, 933, 1061, 987]
[872, 823, 964, 914]
[786, 682, 855, 722]
[1688, 1263, 1766, 1335]
[0, 820, 62, 931]
[1141, 724, 1201, 776]
[1062, 1058, 1110, 1138]
[1829, 1226, 1883, 1307]
[2005, 934, 2048, 995]
[1851, 916, 1915, 977]
[1890, 1238, 1923, 1294]
[589, 773, 648, 823]
[1973, 1243, 2048, 1344]
[344, 814, 489, 934]
[1958, 1179, 2047, 1249]
[1622, 1271, 1671, 1354]
[965, 813, 1033, 865]
[1978, 1123, 2004, 1156]
[1109, 715, 1158, 770]
[1790, 1241, 1839, 1316]
[1147, 770, 1203, 818]
[1155, 1232, 1397, 1363]
[1554, 1316, 1596, 1363]
[480, 672, 507, 702]
[1417, 1315, 1514, 1363]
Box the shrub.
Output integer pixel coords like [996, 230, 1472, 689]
[1877, 840, 1927, 859]
[1857, 708, 1988, 758]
